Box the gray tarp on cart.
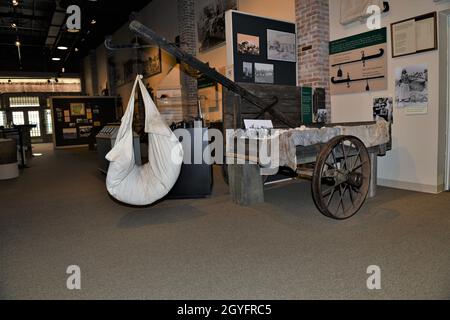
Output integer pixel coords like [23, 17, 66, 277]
[227, 119, 390, 171]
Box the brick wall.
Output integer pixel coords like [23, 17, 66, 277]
[177, 0, 198, 119]
[295, 0, 330, 121]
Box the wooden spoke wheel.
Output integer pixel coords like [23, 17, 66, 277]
[312, 135, 371, 220]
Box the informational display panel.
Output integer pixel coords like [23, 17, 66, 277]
[329, 27, 387, 95]
[391, 12, 437, 58]
[301, 87, 313, 125]
[50, 96, 118, 148]
[225, 10, 297, 86]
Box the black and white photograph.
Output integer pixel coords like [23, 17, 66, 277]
[78, 126, 93, 138]
[395, 64, 428, 110]
[315, 109, 328, 123]
[237, 33, 260, 55]
[144, 47, 162, 78]
[254, 63, 274, 84]
[373, 97, 393, 123]
[242, 62, 253, 81]
[196, 0, 237, 52]
[267, 29, 296, 62]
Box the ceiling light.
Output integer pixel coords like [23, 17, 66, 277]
[74, 48, 79, 52]
[11, 22, 17, 28]
[52, 57, 61, 61]
[91, 19, 96, 24]
[61, 67, 65, 73]
[57, 46, 68, 50]
[12, 0, 19, 7]
[15, 40, 20, 47]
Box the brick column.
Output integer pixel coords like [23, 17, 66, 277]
[177, 0, 198, 119]
[295, 0, 330, 121]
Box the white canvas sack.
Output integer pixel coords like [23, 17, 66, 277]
[105, 75, 183, 205]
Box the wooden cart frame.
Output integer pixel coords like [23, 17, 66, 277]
[128, 21, 391, 220]
[223, 85, 390, 219]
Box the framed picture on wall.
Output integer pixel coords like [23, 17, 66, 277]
[391, 12, 437, 58]
[237, 33, 260, 55]
[254, 63, 274, 84]
[196, 0, 238, 53]
[242, 62, 253, 81]
[70, 103, 85, 116]
[144, 47, 162, 78]
[267, 29, 296, 62]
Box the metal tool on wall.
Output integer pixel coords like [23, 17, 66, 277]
[331, 47, 385, 91]
[331, 74, 385, 91]
[332, 48, 385, 77]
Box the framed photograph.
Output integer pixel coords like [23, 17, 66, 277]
[395, 64, 428, 114]
[242, 62, 253, 81]
[70, 103, 85, 116]
[144, 47, 162, 78]
[237, 33, 260, 55]
[196, 0, 238, 53]
[255, 63, 274, 84]
[391, 12, 437, 58]
[79, 126, 93, 138]
[267, 29, 296, 62]
[373, 97, 393, 123]
[316, 109, 328, 124]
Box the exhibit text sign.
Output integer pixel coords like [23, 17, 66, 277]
[329, 28, 387, 95]
[301, 87, 313, 124]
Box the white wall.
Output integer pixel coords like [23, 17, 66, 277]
[329, 0, 450, 193]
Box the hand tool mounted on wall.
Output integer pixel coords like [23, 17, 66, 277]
[332, 48, 385, 77]
[331, 74, 385, 91]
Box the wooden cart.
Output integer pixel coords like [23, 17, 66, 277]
[223, 84, 391, 220]
[129, 21, 391, 220]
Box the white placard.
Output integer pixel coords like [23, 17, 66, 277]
[244, 119, 274, 129]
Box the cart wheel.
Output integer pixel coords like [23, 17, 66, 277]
[312, 135, 371, 220]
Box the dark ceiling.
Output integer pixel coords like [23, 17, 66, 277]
[0, 0, 152, 75]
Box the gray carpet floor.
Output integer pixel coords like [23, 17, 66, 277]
[0, 143, 449, 300]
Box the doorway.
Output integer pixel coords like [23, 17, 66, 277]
[2, 95, 53, 144]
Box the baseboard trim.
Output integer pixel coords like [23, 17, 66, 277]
[378, 178, 444, 194]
